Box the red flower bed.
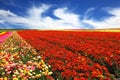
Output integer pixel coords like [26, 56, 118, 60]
[18, 30, 120, 77]
[17, 30, 118, 79]
[51, 32, 120, 77]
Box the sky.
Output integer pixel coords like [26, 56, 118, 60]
[0, 0, 120, 29]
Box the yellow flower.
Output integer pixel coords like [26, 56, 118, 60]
[35, 74, 41, 78]
[11, 48, 14, 51]
[41, 60, 44, 64]
[42, 72, 45, 75]
[2, 59, 6, 63]
[13, 53, 18, 56]
[4, 77, 7, 80]
[32, 52, 37, 55]
[45, 70, 48, 72]
[0, 51, 4, 55]
[23, 65, 26, 67]
[20, 69, 23, 73]
[31, 76, 36, 79]
[28, 72, 32, 76]
[42, 68, 45, 71]
[19, 61, 23, 64]
[44, 65, 48, 69]
[98, 75, 104, 78]
[4, 62, 9, 66]
[33, 57, 37, 60]
[0, 64, 4, 67]
[0, 32, 6, 35]
[24, 70, 27, 74]
[48, 72, 53, 75]
[13, 78, 19, 80]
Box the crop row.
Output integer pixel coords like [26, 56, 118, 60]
[17, 30, 116, 80]
[0, 32, 52, 80]
[0, 32, 12, 44]
[18, 30, 120, 78]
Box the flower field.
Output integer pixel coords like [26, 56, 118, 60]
[0, 30, 120, 80]
[0, 32, 12, 44]
[0, 32, 52, 80]
[17, 30, 120, 80]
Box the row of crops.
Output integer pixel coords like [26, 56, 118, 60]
[0, 32, 53, 80]
[17, 30, 120, 80]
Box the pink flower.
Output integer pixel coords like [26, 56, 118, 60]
[7, 71, 11, 74]
[0, 32, 12, 44]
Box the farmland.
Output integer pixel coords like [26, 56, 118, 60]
[0, 30, 120, 80]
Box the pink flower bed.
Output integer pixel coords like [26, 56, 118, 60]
[0, 32, 12, 44]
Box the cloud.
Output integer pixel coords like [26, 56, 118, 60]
[0, 4, 84, 29]
[83, 8, 120, 29]
[83, 8, 95, 20]
[0, 10, 16, 17]
[0, 4, 120, 29]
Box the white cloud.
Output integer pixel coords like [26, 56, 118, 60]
[83, 8, 95, 20]
[54, 8, 81, 26]
[27, 4, 50, 20]
[0, 4, 84, 29]
[0, 10, 16, 17]
[0, 4, 120, 29]
[83, 8, 120, 29]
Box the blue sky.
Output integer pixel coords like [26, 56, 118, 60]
[0, 0, 120, 29]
